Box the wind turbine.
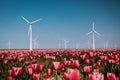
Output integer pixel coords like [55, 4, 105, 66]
[104, 42, 108, 49]
[63, 40, 69, 49]
[86, 22, 101, 50]
[33, 36, 39, 49]
[75, 42, 79, 49]
[22, 16, 42, 50]
[8, 40, 11, 49]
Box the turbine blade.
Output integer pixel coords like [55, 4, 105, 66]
[92, 22, 95, 30]
[31, 18, 42, 24]
[21, 16, 30, 23]
[86, 31, 92, 35]
[94, 30, 101, 36]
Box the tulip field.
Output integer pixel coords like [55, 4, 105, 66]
[0, 49, 120, 80]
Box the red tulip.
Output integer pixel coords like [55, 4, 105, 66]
[30, 56, 34, 60]
[0, 54, 4, 61]
[85, 59, 90, 65]
[44, 73, 50, 79]
[68, 69, 80, 80]
[93, 63, 98, 69]
[12, 67, 23, 77]
[26, 66, 33, 76]
[64, 60, 71, 67]
[37, 63, 44, 72]
[61, 67, 66, 72]
[25, 60, 30, 66]
[31, 63, 38, 72]
[52, 62, 61, 70]
[84, 66, 92, 74]
[89, 52, 94, 58]
[33, 73, 40, 80]
[107, 73, 119, 80]
[97, 61, 101, 67]
[8, 70, 12, 76]
[4, 59, 9, 65]
[7, 76, 13, 80]
[72, 60, 80, 69]
[80, 55, 86, 61]
[46, 68, 52, 76]
[17, 56, 25, 62]
[44, 68, 52, 79]
[88, 72, 104, 80]
[100, 56, 108, 61]
[64, 73, 69, 80]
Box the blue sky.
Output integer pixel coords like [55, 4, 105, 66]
[0, 0, 120, 49]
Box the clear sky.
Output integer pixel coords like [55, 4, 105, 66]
[0, 0, 120, 49]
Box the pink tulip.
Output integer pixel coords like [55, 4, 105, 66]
[44, 73, 50, 79]
[7, 76, 13, 80]
[88, 72, 104, 80]
[47, 68, 52, 76]
[12, 67, 23, 77]
[25, 60, 30, 66]
[0, 54, 4, 61]
[17, 56, 25, 62]
[37, 63, 45, 72]
[44, 68, 52, 79]
[93, 63, 98, 69]
[52, 62, 61, 70]
[61, 67, 66, 72]
[100, 56, 107, 61]
[107, 73, 119, 80]
[89, 52, 94, 58]
[26, 66, 33, 76]
[64, 73, 69, 80]
[72, 60, 80, 69]
[64, 60, 71, 67]
[4, 59, 9, 65]
[84, 66, 92, 74]
[33, 73, 40, 80]
[8, 70, 12, 76]
[31, 63, 38, 72]
[80, 55, 86, 61]
[85, 59, 90, 65]
[68, 69, 80, 80]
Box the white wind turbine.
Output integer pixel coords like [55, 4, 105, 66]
[63, 40, 69, 49]
[22, 16, 42, 50]
[75, 42, 79, 49]
[33, 36, 39, 49]
[8, 40, 11, 49]
[86, 22, 101, 50]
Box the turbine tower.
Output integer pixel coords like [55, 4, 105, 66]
[75, 42, 79, 49]
[22, 16, 42, 50]
[8, 40, 11, 49]
[64, 40, 69, 49]
[33, 36, 39, 49]
[87, 22, 101, 50]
